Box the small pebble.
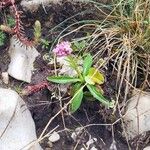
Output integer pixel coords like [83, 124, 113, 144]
[71, 132, 77, 141]
[90, 146, 98, 150]
[47, 141, 53, 148]
[48, 131, 60, 143]
[1, 72, 9, 84]
[86, 138, 97, 148]
[71, 127, 83, 141]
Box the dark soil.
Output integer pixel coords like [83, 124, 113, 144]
[0, 1, 148, 150]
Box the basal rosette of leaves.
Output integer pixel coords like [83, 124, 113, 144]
[47, 43, 114, 113]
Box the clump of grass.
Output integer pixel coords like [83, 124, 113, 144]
[92, 0, 150, 100]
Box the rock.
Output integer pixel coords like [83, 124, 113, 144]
[71, 127, 83, 141]
[8, 37, 39, 83]
[86, 138, 97, 149]
[47, 141, 53, 148]
[71, 132, 77, 141]
[48, 132, 60, 143]
[0, 88, 42, 150]
[1, 72, 9, 84]
[21, 0, 61, 12]
[21, 0, 91, 12]
[144, 146, 150, 150]
[123, 92, 150, 139]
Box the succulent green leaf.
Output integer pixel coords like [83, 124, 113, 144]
[83, 54, 93, 76]
[47, 76, 81, 84]
[87, 84, 114, 108]
[69, 88, 83, 113]
[34, 20, 41, 43]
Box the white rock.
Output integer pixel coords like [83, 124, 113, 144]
[48, 131, 60, 143]
[123, 92, 150, 139]
[8, 37, 39, 83]
[144, 146, 150, 150]
[1, 72, 9, 84]
[71, 132, 77, 141]
[71, 127, 84, 142]
[86, 138, 97, 148]
[21, 0, 90, 12]
[21, 0, 61, 12]
[0, 88, 42, 150]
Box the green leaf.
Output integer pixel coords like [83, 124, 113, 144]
[69, 88, 83, 113]
[72, 40, 86, 51]
[87, 84, 114, 108]
[85, 68, 105, 85]
[83, 54, 93, 76]
[85, 75, 95, 85]
[47, 76, 81, 84]
[70, 83, 82, 96]
[7, 16, 15, 28]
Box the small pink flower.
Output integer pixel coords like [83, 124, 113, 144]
[53, 41, 72, 57]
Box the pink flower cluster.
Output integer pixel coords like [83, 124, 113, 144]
[53, 41, 72, 57]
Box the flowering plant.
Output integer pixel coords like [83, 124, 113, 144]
[53, 41, 72, 57]
[47, 42, 114, 113]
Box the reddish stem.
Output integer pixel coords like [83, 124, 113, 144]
[0, 0, 12, 9]
[22, 81, 53, 96]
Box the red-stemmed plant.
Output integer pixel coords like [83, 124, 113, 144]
[0, 0, 33, 46]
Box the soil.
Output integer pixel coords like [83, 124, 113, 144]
[0, 1, 149, 150]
